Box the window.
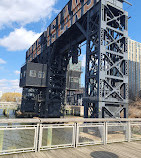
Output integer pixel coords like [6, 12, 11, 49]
[24, 71, 26, 77]
[70, 77, 73, 82]
[73, 78, 78, 83]
[38, 71, 45, 78]
[20, 73, 22, 79]
[29, 70, 36, 77]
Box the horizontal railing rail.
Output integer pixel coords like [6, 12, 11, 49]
[39, 118, 141, 123]
[0, 118, 141, 124]
[0, 118, 140, 155]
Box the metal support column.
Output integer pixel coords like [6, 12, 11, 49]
[84, 0, 128, 118]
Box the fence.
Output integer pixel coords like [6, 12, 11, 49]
[0, 118, 140, 155]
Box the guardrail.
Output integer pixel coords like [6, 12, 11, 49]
[0, 118, 140, 155]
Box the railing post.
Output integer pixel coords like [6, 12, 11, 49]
[0, 130, 4, 151]
[104, 122, 107, 145]
[74, 122, 78, 148]
[35, 123, 40, 152]
[127, 121, 131, 142]
[38, 123, 42, 152]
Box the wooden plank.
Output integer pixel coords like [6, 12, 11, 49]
[81, 145, 116, 158]
[76, 146, 98, 157]
[35, 151, 50, 158]
[57, 148, 80, 158]
[43, 150, 58, 158]
[32, 152, 47, 158]
[1, 141, 141, 158]
[110, 143, 141, 157]
[121, 141, 141, 151]
[65, 148, 87, 158]
[77, 146, 98, 158]
[48, 150, 65, 158]
[97, 143, 140, 158]
[20, 153, 30, 158]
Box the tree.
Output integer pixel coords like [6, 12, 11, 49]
[0, 92, 22, 102]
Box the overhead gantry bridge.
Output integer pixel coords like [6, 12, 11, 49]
[20, 0, 130, 118]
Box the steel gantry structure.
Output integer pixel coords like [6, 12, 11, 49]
[20, 0, 130, 118]
[83, 0, 129, 118]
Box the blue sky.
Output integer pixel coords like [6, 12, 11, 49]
[0, 0, 139, 93]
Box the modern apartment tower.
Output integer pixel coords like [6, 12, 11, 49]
[128, 39, 141, 99]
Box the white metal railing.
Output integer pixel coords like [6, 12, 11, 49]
[38, 124, 75, 151]
[0, 118, 140, 155]
[0, 119, 40, 155]
[107, 123, 128, 143]
[76, 123, 105, 147]
[130, 122, 141, 141]
[0, 124, 39, 155]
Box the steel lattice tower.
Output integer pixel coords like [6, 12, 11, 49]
[83, 0, 128, 118]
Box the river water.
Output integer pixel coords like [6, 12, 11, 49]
[0, 110, 76, 152]
[0, 111, 90, 152]
[0, 110, 35, 152]
[0, 109, 15, 119]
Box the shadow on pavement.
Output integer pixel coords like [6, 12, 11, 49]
[90, 151, 119, 158]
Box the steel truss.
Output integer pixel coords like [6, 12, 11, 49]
[82, 0, 128, 118]
[44, 45, 71, 117]
[20, 0, 129, 118]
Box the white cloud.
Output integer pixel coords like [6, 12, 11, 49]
[0, 79, 7, 83]
[0, 79, 21, 93]
[0, 58, 6, 64]
[0, 0, 58, 28]
[0, 27, 41, 51]
[14, 70, 20, 75]
[9, 79, 19, 86]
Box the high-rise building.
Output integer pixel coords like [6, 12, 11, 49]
[128, 39, 141, 98]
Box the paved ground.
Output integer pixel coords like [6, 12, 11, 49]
[1, 141, 141, 158]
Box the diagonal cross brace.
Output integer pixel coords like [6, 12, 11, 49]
[76, 22, 87, 38]
[104, 82, 124, 100]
